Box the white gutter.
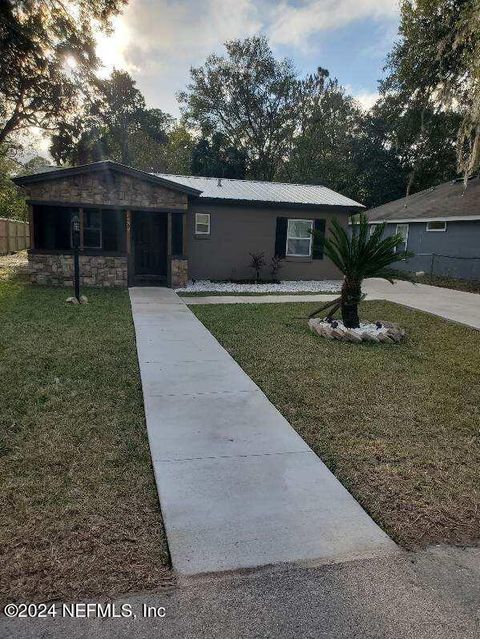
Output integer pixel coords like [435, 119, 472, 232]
[367, 215, 480, 224]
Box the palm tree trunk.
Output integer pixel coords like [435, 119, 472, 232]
[341, 278, 361, 328]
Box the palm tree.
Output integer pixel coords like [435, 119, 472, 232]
[310, 214, 413, 328]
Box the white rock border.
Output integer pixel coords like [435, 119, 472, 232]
[175, 279, 342, 294]
[308, 318, 406, 343]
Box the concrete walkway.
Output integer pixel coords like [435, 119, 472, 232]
[183, 279, 480, 330]
[130, 287, 397, 576]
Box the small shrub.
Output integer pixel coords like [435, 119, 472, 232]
[248, 251, 266, 282]
[270, 255, 284, 282]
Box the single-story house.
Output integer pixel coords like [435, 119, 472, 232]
[367, 176, 480, 280]
[13, 160, 363, 288]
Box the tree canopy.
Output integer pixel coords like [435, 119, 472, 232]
[178, 36, 460, 206]
[384, 0, 480, 178]
[2, 16, 474, 213]
[0, 0, 126, 144]
[50, 70, 172, 171]
[179, 36, 301, 181]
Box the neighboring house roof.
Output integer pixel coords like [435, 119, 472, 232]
[367, 176, 480, 223]
[154, 173, 363, 209]
[12, 160, 363, 210]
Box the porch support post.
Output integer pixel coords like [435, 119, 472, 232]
[167, 211, 172, 287]
[169, 210, 188, 289]
[79, 207, 84, 250]
[27, 203, 34, 250]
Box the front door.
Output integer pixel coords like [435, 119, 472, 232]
[132, 211, 168, 285]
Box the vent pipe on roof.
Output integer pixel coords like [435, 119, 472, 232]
[217, 177, 222, 187]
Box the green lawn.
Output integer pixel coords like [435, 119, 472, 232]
[191, 300, 480, 549]
[0, 279, 170, 604]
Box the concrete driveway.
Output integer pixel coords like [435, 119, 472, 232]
[3, 546, 479, 639]
[184, 279, 480, 330]
[363, 278, 480, 329]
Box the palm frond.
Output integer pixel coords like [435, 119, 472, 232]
[327, 214, 415, 283]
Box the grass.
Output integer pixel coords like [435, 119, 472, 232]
[0, 278, 170, 604]
[192, 300, 480, 549]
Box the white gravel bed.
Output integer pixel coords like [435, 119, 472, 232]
[322, 320, 389, 336]
[175, 280, 342, 294]
[309, 318, 406, 343]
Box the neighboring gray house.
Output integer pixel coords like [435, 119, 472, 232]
[13, 160, 363, 288]
[367, 177, 480, 280]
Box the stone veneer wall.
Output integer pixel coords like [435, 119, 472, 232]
[170, 258, 188, 288]
[24, 171, 188, 210]
[29, 253, 128, 288]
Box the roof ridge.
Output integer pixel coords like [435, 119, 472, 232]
[154, 172, 330, 189]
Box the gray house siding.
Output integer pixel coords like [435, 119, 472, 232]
[380, 220, 480, 280]
[188, 202, 346, 281]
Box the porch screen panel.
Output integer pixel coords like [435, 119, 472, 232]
[101, 209, 124, 252]
[33, 205, 76, 250]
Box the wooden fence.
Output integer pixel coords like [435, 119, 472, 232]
[0, 218, 30, 255]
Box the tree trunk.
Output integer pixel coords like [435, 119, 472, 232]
[341, 278, 362, 328]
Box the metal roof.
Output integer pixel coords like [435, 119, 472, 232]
[153, 173, 363, 208]
[13, 160, 363, 208]
[367, 176, 480, 222]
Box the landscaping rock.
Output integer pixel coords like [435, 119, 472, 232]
[360, 331, 379, 343]
[377, 332, 394, 343]
[344, 329, 363, 343]
[80, 295, 88, 304]
[66, 296, 79, 304]
[308, 319, 405, 345]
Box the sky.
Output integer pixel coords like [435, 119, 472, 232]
[95, 0, 400, 115]
[31, 0, 399, 156]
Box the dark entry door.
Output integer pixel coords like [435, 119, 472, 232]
[132, 212, 168, 285]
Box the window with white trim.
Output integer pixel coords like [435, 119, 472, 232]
[195, 212, 210, 235]
[286, 219, 313, 257]
[395, 223, 409, 252]
[426, 221, 447, 232]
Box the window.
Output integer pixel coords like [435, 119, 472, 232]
[82, 209, 102, 248]
[426, 221, 447, 232]
[286, 219, 313, 257]
[395, 223, 409, 252]
[195, 212, 210, 235]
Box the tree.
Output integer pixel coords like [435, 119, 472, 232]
[179, 36, 301, 180]
[20, 155, 51, 175]
[190, 133, 247, 178]
[282, 67, 361, 194]
[50, 71, 172, 171]
[349, 95, 460, 207]
[383, 0, 480, 178]
[0, 0, 126, 144]
[163, 124, 195, 175]
[0, 144, 27, 220]
[310, 215, 412, 328]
